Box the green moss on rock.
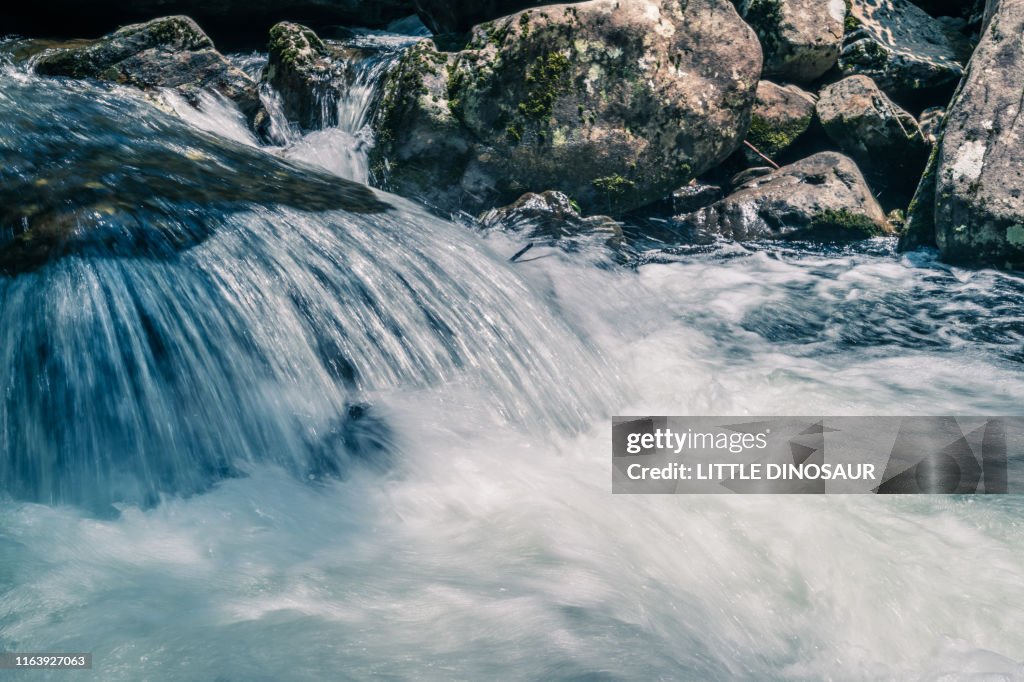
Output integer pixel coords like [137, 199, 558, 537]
[747, 112, 812, 157]
[806, 208, 887, 238]
[517, 52, 570, 120]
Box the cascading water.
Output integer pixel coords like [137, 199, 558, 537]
[1, 30, 1024, 681]
[0, 70, 614, 510]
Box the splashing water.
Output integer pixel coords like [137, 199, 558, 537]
[1, 33, 1024, 682]
[0, 72, 614, 510]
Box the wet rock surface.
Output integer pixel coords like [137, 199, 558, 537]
[0, 78, 388, 275]
[32, 16, 273, 138]
[480, 190, 621, 242]
[264, 21, 349, 131]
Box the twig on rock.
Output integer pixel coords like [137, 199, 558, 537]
[743, 140, 781, 169]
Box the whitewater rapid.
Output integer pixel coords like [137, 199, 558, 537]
[1, 30, 1023, 681]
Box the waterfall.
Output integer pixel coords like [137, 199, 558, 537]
[0, 70, 614, 510]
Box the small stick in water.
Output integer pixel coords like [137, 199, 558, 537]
[510, 243, 535, 262]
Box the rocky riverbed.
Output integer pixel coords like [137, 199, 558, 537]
[3, 0, 1021, 269]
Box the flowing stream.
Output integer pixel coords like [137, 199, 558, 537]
[1, 30, 1023, 681]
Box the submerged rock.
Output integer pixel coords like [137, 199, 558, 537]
[371, 0, 761, 217]
[479, 190, 621, 242]
[0, 77, 388, 276]
[734, 0, 847, 83]
[672, 183, 726, 216]
[744, 80, 816, 164]
[672, 152, 891, 242]
[33, 16, 272, 138]
[816, 75, 928, 179]
[841, 0, 965, 99]
[902, 0, 1024, 268]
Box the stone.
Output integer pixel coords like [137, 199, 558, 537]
[918, 106, 946, 145]
[841, 0, 965, 98]
[672, 152, 891, 242]
[672, 183, 726, 215]
[735, 0, 847, 83]
[479, 190, 622, 242]
[902, 0, 1024, 268]
[33, 16, 272, 139]
[413, 0, 586, 35]
[371, 0, 762, 217]
[744, 80, 816, 164]
[816, 75, 928, 176]
[264, 22, 349, 131]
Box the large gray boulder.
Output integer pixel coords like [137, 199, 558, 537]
[734, 0, 847, 83]
[371, 0, 762, 216]
[672, 152, 891, 241]
[841, 0, 965, 97]
[816, 75, 928, 176]
[33, 16, 272, 138]
[902, 0, 1024, 268]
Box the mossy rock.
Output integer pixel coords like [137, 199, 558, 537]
[672, 152, 892, 242]
[33, 16, 271, 139]
[372, 0, 762, 216]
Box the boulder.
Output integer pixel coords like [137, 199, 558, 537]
[734, 0, 847, 83]
[262, 22, 412, 132]
[672, 152, 891, 241]
[902, 0, 1024, 268]
[744, 80, 816, 164]
[264, 22, 347, 131]
[816, 75, 928, 176]
[370, 0, 762, 217]
[841, 0, 965, 99]
[33, 16, 272, 138]
[479, 190, 621, 242]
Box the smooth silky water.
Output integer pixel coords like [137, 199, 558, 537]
[1, 33, 1023, 681]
